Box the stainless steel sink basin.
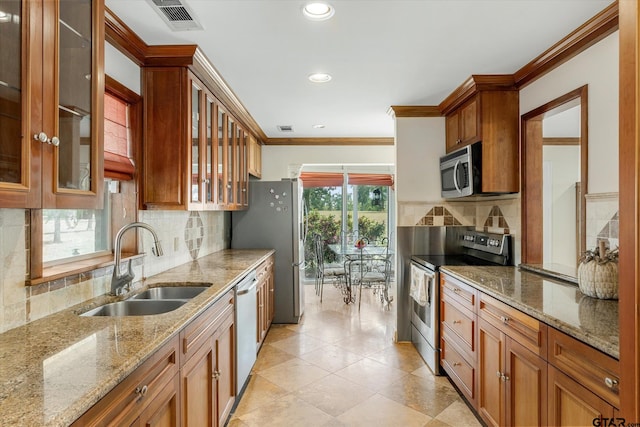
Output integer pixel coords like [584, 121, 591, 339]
[80, 300, 186, 317]
[130, 286, 208, 300]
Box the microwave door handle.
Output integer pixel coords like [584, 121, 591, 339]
[453, 160, 461, 193]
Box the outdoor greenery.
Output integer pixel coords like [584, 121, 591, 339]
[303, 186, 388, 212]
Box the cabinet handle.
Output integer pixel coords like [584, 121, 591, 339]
[604, 377, 619, 389]
[500, 316, 510, 324]
[501, 374, 510, 382]
[453, 362, 461, 367]
[33, 132, 60, 146]
[496, 371, 502, 378]
[456, 139, 462, 144]
[135, 385, 148, 398]
[452, 320, 461, 325]
[203, 178, 210, 184]
[453, 288, 461, 294]
[212, 370, 221, 380]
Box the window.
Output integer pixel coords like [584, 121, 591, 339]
[32, 76, 141, 279]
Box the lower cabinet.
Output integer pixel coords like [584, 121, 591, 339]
[74, 288, 237, 427]
[439, 272, 620, 427]
[477, 318, 547, 427]
[256, 255, 275, 348]
[71, 336, 181, 426]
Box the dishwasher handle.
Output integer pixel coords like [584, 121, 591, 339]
[237, 279, 257, 295]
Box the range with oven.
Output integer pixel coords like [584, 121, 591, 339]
[408, 229, 511, 374]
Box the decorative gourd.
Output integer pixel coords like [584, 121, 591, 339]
[577, 241, 619, 300]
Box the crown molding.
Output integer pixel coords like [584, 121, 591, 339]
[514, 1, 619, 88]
[264, 137, 394, 146]
[388, 106, 441, 118]
[105, 7, 147, 66]
[439, 75, 516, 115]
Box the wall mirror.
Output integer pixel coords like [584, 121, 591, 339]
[521, 86, 588, 279]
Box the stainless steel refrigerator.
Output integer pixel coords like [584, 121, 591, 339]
[231, 179, 305, 323]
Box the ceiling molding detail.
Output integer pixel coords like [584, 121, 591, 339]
[514, 1, 618, 88]
[439, 75, 517, 115]
[105, 7, 147, 66]
[264, 137, 394, 146]
[388, 106, 441, 118]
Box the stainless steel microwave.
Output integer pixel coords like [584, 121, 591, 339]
[440, 142, 481, 198]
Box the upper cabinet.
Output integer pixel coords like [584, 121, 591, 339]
[140, 48, 255, 211]
[440, 75, 519, 194]
[0, 0, 104, 209]
[247, 135, 262, 179]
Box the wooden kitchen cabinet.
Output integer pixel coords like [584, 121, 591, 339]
[72, 335, 180, 426]
[477, 294, 547, 427]
[440, 273, 478, 405]
[247, 135, 262, 178]
[142, 58, 250, 211]
[0, 0, 105, 209]
[440, 75, 519, 194]
[180, 288, 235, 427]
[256, 255, 275, 348]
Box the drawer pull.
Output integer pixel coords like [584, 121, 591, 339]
[212, 370, 221, 380]
[453, 362, 462, 367]
[604, 377, 619, 389]
[135, 385, 148, 398]
[501, 374, 510, 382]
[496, 371, 502, 378]
[500, 316, 510, 324]
[453, 288, 461, 294]
[452, 320, 462, 325]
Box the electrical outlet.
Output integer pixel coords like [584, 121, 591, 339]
[174, 237, 180, 252]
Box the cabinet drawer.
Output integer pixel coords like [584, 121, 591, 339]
[255, 255, 274, 281]
[441, 299, 475, 354]
[548, 327, 620, 409]
[72, 335, 180, 426]
[181, 288, 234, 363]
[441, 331, 476, 404]
[479, 293, 546, 356]
[441, 274, 477, 313]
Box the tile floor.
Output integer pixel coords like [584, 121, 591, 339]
[227, 283, 483, 427]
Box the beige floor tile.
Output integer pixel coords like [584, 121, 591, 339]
[367, 342, 428, 372]
[226, 417, 250, 426]
[337, 394, 432, 427]
[232, 374, 289, 417]
[299, 344, 364, 373]
[237, 394, 335, 427]
[270, 332, 329, 356]
[333, 332, 395, 357]
[425, 419, 453, 427]
[411, 366, 456, 388]
[253, 344, 296, 372]
[258, 357, 331, 391]
[378, 372, 463, 417]
[302, 323, 354, 343]
[433, 400, 483, 427]
[295, 374, 376, 417]
[263, 324, 299, 344]
[334, 357, 408, 391]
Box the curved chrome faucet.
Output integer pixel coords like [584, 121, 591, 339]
[111, 222, 164, 296]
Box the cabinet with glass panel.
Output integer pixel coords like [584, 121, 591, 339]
[142, 66, 249, 211]
[0, 0, 104, 209]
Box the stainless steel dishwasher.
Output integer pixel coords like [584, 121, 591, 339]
[235, 271, 257, 393]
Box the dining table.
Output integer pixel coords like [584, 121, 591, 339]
[327, 243, 393, 307]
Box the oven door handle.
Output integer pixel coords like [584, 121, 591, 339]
[425, 270, 435, 306]
[453, 160, 461, 193]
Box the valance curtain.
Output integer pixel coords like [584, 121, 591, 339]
[299, 172, 344, 188]
[104, 93, 135, 180]
[347, 173, 394, 187]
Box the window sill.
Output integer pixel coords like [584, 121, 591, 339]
[28, 253, 144, 286]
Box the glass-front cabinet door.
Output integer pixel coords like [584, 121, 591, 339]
[204, 94, 218, 209]
[44, 0, 104, 208]
[226, 115, 235, 206]
[189, 81, 202, 208]
[0, 0, 40, 207]
[218, 107, 226, 206]
[0, 0, 104, 208]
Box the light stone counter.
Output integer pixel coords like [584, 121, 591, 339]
[440, 266, 619, 359]
[0, 249, 274, 426]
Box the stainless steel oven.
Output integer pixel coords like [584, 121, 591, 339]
[408, 230, 511, 375]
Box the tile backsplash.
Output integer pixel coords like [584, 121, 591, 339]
[0, 208, 227, 333]
[585, 192, 619, 251]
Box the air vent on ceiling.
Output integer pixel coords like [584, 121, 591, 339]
[147, 0, 203, 31]
[277, 125, 294, 132]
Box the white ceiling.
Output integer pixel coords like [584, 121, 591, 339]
[105, 0, 614, 139]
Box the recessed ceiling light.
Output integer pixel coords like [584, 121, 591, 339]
[302, 2, 335, 21]
[308, 73, 332, 83]
[312, 124, 325, 129]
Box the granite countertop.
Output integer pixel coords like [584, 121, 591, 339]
[440, 266, 619, 359]
[0, 249, 274, 427]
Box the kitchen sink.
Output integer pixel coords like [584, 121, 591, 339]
[129, 286, 209, 300]
[80, 300, 186, 317]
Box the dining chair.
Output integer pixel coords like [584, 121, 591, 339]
[314, 234, 346, 302]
